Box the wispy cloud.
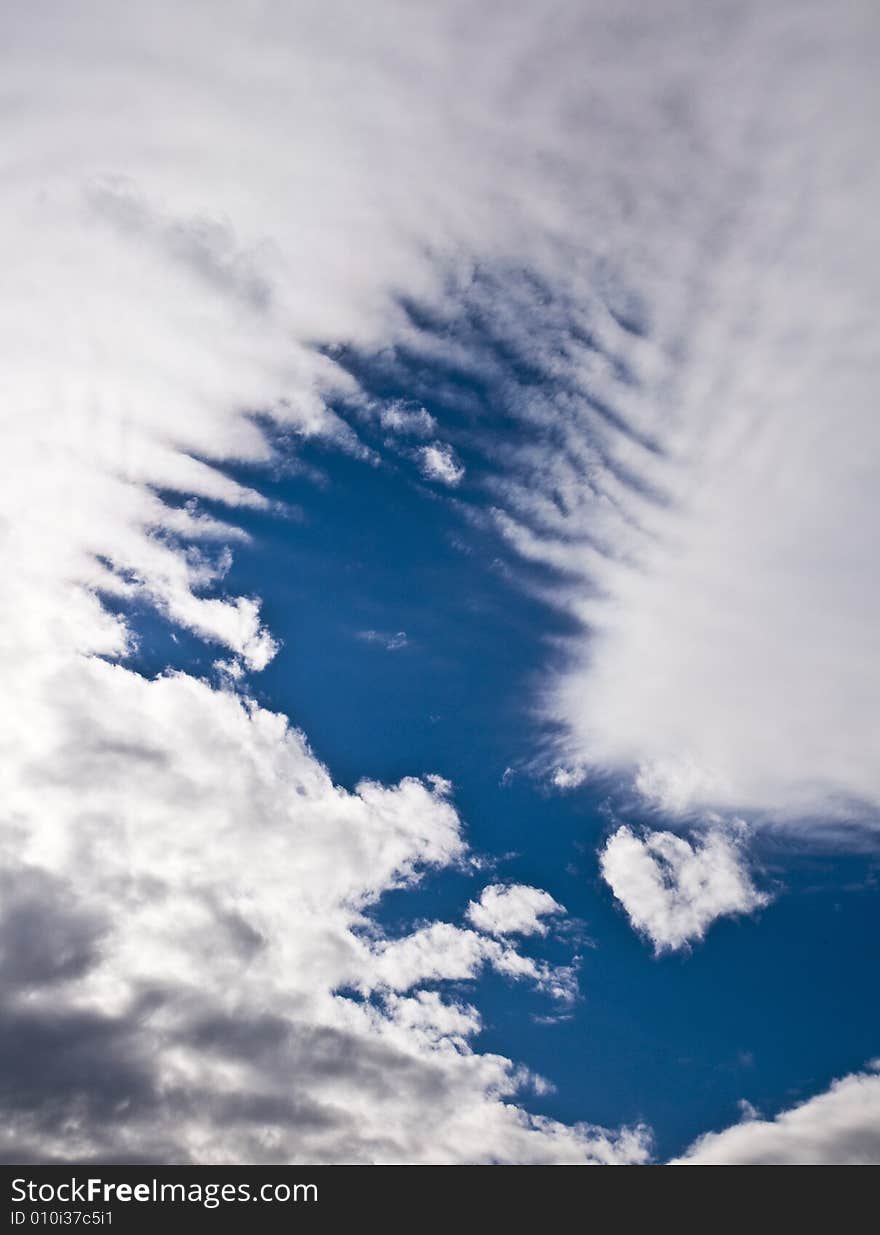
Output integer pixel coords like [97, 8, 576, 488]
[379, 403, 437, 437]
[481, 9, 880, 827]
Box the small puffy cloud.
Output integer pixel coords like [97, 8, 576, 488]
[419, 443, 465, 487]
[467, 883, 565, 938]
[363, 920, 576, 1003]
[672, 1065, 880, 1165]
[599, 825, 769, 953]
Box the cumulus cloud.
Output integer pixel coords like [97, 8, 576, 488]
[365, 920, 577, 1003]
[673, 1065, 880, 1165]
[0, 650, 638, 1164]
[467, 884, 565, 938]
[599, 826, 770, 953]
[379, 404, 437, 438]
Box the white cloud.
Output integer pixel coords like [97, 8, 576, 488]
[364, 920, 577, 1003]
[599, 825, 770, 953]
[6, 0, 875, 832]
[673, 1065, 880, 1165]
[551, 766, 588, 791]
[467, 884, 565, 938]
[379, 403, 436, 437]
[0, 650, 638, 1163]
[418, 443, 465, 487]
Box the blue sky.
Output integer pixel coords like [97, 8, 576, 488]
[245, 445, 875, 1159]
[119, 411, 880, 1162]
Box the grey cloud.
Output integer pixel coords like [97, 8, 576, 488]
[0, 869, 105, 988]
[0, 1004, 159, 1162]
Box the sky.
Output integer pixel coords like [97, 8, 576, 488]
[1, 0, 878, 1165]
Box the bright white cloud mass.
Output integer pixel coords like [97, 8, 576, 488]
[1, 0, 877, 1165]
[466, 885, 565, 939]
[599, 825, 770, 953]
